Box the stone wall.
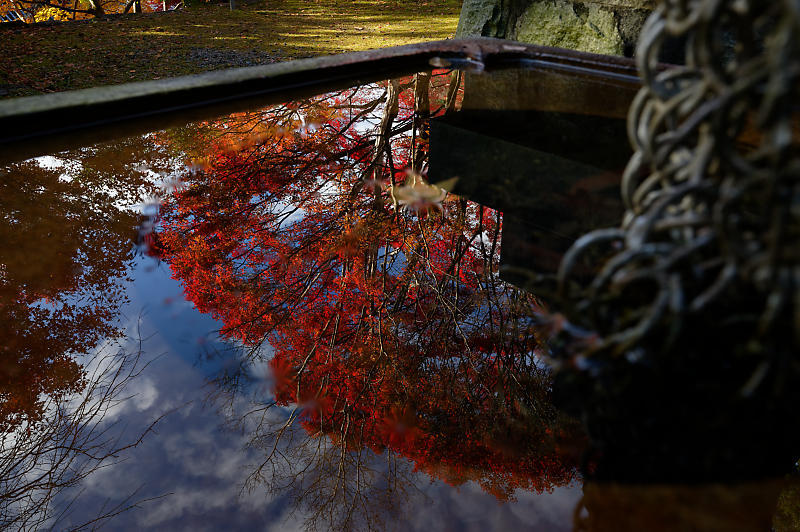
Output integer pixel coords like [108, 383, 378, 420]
[456, 0, 655, 57]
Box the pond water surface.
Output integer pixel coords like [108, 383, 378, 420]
[1, 66, 798, 531]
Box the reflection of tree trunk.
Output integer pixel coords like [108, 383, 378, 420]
[372, 79, 400, 180]
[445, 70, 462, 113]
[412, 72, 431, 173]
[414, 72, 430, 117]
[352, 79, 399, 199]
[363, 80, 401, 278]
[351, 80, 399, 205]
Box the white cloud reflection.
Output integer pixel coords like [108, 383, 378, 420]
[51, 259, 581, 531]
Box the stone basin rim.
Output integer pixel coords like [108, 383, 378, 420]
[0, 38, 639, 164]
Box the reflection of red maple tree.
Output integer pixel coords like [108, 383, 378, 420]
[154, 73, 581, 504]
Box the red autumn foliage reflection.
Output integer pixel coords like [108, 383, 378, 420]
[154, 72, 582, 506]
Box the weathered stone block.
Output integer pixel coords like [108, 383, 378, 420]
[456, 0, 654, 56]
[455, 0, 525, 39]
[514, 1, 623, 55]
[455, 0, 498, 37]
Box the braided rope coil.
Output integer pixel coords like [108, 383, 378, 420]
[555, 0, 800, 377]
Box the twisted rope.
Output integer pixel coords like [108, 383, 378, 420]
[554, 0, 800, 378]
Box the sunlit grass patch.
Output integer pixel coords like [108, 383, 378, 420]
[0, 0, 462, 98]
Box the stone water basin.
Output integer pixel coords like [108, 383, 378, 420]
[0, 41, 797, 530]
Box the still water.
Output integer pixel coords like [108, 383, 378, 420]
[1, 67, 797, 530]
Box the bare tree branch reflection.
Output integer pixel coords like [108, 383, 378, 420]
[0, 339, 166, 530]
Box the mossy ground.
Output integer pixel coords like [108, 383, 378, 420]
[0, 0, 461, 98]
